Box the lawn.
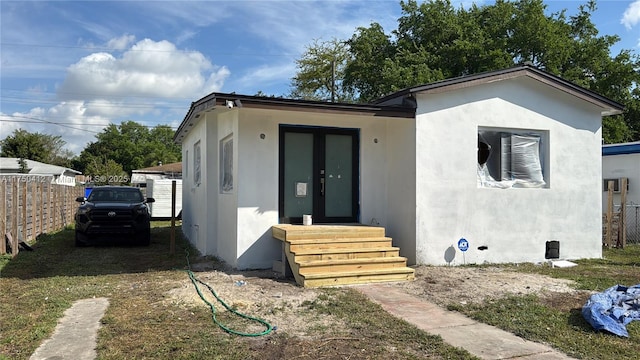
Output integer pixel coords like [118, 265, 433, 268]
[0, 223, 474, 360]
[2, 223, 639, 359]
[448, 245, 640, 360]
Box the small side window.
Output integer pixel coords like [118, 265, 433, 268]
[194, 141, 201, 186]
[220, 135, 233, 193]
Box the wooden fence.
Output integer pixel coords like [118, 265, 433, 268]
[1, 175, 84, 256]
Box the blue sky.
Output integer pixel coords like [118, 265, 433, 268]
[1, 0, 640, 155]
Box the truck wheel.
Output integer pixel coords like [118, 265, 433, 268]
[75, 231, 87, 247]
[137, 230, 151, 246]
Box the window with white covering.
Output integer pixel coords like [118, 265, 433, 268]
[477, 127, 549, 189]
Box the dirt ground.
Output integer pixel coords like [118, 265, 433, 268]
[166, 259, 585, 338]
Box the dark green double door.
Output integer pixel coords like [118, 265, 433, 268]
[279, 125, 359, 224]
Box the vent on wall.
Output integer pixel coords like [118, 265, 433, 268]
[603, 178, 629, 193]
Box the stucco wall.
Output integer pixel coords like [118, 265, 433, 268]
[180, 116, 213, 255]
[415, 77, 604, 265]
[229, 108, 399, 269]
[602, 153, 640, 209]
[385, 118, 417, 264]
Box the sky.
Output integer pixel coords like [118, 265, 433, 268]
[1, 0, 640, 156]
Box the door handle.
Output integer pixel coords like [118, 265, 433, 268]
[320, 177, 325, 197]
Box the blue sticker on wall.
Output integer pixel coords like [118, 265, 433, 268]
[458, 238, 469, 252]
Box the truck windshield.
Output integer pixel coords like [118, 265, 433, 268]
[87, 190, 143, 202]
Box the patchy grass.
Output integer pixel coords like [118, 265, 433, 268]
[1, 223, 476, 360]
[448, 245, 640, 360]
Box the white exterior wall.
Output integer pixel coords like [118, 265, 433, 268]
[181, 115, 219, 256]
[602, 153, 640, 208]
[385, 118, 417, 264]
[230, 108, 397, 269]
[415, 77, 603, 265]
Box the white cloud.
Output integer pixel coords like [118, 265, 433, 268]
[234, 63, 297, 95]
[2, 37, 229, 155]
[622, 0, 640, 29]
[106, 34, 136, 50]
[0, 103, 109, 155]
[58, 38, 227, 100]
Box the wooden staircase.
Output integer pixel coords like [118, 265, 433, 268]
[272, 224, 415, 288]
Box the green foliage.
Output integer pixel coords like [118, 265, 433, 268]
[73, 121, 181, 176]
[290, 38, 356, 102]
[84, 157, 128, 185]
[295, 0, 640, 142]
[0, 129, 73, 167]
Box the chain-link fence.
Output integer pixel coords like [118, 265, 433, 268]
[614, 203, 640, 245]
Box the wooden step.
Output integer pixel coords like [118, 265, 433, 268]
[292, 246, 400, 261]
[286, 237, 393, 251]
[273, 225, 386, 241]
[272, 224, 414, 288]
[297, 257, 409, 274]
[301, 268, 415, 288]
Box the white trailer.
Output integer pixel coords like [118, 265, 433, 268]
[146, 179, 182, 219]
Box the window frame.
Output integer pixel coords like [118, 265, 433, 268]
[193, 141, 201, 186]
[477, 127, 549, 189]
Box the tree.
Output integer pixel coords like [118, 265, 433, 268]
[74, 121, 182, 176]
[294, 0, 640, 142]
[84, 157, 128, 185]
[290, 38, 356, 102]
[0, 129, 73, 166]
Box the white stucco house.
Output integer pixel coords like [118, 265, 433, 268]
[0, 157, 80, 186]
[174, 65, 623, 270]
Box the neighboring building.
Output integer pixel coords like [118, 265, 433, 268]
[131, 162, 182, 189]
[0, 157, 80, 186]
[174, 64, 623, 270]
[602, 141, 640, 209]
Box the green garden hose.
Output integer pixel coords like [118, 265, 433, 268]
[184, 250, 274, 337]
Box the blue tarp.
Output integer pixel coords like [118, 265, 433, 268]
[581, 284, 640, 337]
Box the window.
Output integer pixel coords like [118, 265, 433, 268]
[603, 178, 629, 193]
[220, 135, 233, 193]
[477, 128, 548, 188]
[185, 150, 189, 179]
[194, 141, 201, 185]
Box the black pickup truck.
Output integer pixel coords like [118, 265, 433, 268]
[75, 186, 155, 246]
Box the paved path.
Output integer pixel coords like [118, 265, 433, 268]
[30, 298, 109, 360]
[358, 284, 576, 360]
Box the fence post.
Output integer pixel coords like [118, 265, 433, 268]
[47, 182, 52, 233]
[605, 181, 614, 247]
[1, 178, 6, 255]
[21, 181, 27, 244]
[619, 178, 628, 248]
[171, 180, 176, 255]
[31, 180, 35, 240]
[12, 179, 19, 257]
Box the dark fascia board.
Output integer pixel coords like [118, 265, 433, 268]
[174, 93, 415, 143]
[602, 141, 640, 156]
[374, 65, 625, 117]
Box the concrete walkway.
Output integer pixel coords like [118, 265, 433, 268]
[30, 298, 109, 360]
[358, 284, 576, 360]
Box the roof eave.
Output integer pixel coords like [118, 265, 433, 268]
[174, 93, 415, 144]
[375, 65, 625, 116]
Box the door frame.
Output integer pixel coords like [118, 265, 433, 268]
[278, 125, 360, 224]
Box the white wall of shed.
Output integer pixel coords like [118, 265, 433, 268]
[602, 153, 640, 209]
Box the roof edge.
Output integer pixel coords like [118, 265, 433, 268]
[374, 65, 624, 116]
